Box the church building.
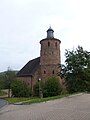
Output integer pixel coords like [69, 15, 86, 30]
[17, 27, 61, 93]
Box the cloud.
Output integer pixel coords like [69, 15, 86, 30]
[0, 0, 90, 72]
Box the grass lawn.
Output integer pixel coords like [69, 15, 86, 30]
[5, 93, 80, 104]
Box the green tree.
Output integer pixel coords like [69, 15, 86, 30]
[11, 80, 31, 97]
[5, 68, 16, 97]
[0, 68, 16, 97]
[60, 46, 90, 93]
[0, 73, 6, 89]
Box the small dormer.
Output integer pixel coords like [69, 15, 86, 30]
[47, 27, 54, 38]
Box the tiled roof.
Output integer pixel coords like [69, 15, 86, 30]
[17, 57, 40, 77]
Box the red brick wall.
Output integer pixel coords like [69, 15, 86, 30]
[17, 67, 41, 93]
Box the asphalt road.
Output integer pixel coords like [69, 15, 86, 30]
[0, 93, 90, 120]
[0, 99, 7, 108]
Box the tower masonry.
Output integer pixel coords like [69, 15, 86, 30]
[40, 27, 61, 81]
[17, 27, 62, 94]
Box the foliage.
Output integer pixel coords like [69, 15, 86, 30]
[0, 90, 7, 96]
[11, 80, 31, 97]
[33, 82, 39, 96]
[33, 81, 44, 96]
[44, 77, 62, 97]
[0, 69, 17, 89]
[33, 77, 62, 97]
[0, 73, 6, 89]
[5, 69, 16, 89]
[60, 46, 90, 93]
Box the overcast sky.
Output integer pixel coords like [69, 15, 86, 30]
[0, 0, 90, 72]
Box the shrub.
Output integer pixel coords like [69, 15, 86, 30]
[11, 80, 31, 97]
[44, 77, 62, 97]
[33, 81, 44, 97]
[33, 82, 39, 96]
[33, 77, 62, 97]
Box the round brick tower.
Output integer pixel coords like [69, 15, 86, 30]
[40, 27, 61, 81]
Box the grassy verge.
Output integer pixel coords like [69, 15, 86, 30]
[5, 92, 81, 104]
[24, 94, 70, 104]
[5, 97, 32, 104]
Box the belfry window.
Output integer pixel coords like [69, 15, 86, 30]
[48, 42, 50, 47]
[52, 70, 54, 74]
[44, 70, 46, 74]
[55, 42, 57, 47]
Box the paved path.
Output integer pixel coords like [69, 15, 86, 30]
[0, 93, 90, 120]
[0, 99, 7, 108]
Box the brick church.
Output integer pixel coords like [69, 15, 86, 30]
[17, 27, 61, 93]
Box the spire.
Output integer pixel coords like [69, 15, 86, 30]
[47, 26, 54, 38]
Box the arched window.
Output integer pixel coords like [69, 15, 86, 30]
[55, 42, 57, 47]
[48, 42, 50, 47]
[44, 70, 46, 74]
[52, 70, 54, 74]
